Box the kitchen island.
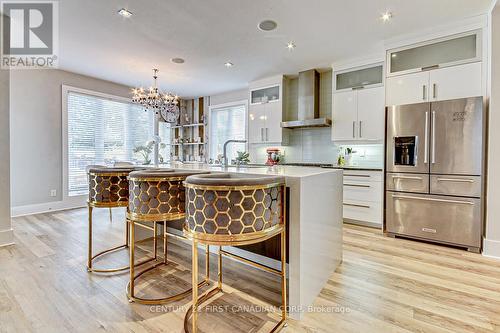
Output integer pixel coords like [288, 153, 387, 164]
[164, 163, 343, 320]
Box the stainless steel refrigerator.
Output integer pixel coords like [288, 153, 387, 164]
[385, 97, 485, 252]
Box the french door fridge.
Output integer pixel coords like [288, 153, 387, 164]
[385, 97, 484, 252]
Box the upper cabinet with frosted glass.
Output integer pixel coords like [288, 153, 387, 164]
[332, 63, 385, 142]
[334, 64, 383, 92]
[248, 75, 288, 144]
[387, 30, 482, 77]
[250, 85, 280, 105]
[386, 30, 483, 106]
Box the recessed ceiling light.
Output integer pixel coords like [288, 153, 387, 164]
[224, 62, 234, 68]
[258, 20, 278, 31]
[171, 57, 185, 64]
[118, 8, 133, 18]
[381, 11, 392, 22]
[287, 41, 296, 51]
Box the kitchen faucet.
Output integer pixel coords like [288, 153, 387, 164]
[222, 139, 247, 166]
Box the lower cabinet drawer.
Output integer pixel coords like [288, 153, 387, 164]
[430, 175, 482, 197]
[386, 192, 481, 248]
[386, 173, 429, 193]
[343, 200, 382, 225]
[343, 181, 383, 203]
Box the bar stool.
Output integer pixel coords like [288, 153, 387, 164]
[86, 165, 113, 222]
[87, 166, 148, 273]
[183, 173, 287, 333]
[126, 169, 211, 304]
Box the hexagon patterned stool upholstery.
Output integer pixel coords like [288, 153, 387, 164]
[87, 166, 146, 273]
[183, 173, 287, 333]
[126, 169, 211, 305]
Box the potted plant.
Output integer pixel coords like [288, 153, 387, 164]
[134, 141, 154, 165]
[234, 151, 250, 165]
[345, 147, 353, 166]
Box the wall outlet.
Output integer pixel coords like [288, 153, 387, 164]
[50, 189, 57, 197]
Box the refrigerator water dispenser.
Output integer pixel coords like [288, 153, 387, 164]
[394, 136, 416, 166]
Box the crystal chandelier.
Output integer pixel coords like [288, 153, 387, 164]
[132, 68, 180, 123]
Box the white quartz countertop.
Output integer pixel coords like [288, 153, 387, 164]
[160, 163, 342, 178]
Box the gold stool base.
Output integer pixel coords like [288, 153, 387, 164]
[87, 244, 156, 273]
[126, 260, 210, 305]
[127, 219, 211, 305]
[183, 286, 286, 333]
[88, 206, 145, 274]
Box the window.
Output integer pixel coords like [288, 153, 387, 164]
[66, 90, 170, 196]
[158, 122, 172, 163]
[209, 102, 247, 163]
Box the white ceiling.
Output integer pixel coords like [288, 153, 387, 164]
[59, 0, 493, 98]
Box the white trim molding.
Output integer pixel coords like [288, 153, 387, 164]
[483, 237, 500, 259]
[11, 196, 86, 217]
[0, 228, 14, 247]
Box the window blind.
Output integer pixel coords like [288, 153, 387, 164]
[209, 104, 246, 163]
[67, 91, 170, 196]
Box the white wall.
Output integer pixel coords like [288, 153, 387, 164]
[0, 17, 13, 246]
[485, 3, 500, 258]
[209, 89, 247, 106]
[10, 69, 131, 212]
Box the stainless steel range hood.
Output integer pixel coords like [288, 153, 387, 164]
[281, 69, 332, 129]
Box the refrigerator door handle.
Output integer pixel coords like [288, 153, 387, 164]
[392, 175, 423, 180]
[392, 194, 474, 206]
[437, 177, 475, 183]
[424, 111, 429, 164]
[431, 110, 436, 164]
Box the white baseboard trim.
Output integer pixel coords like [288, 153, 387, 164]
[483, 237, 500, 259]
[0, 228, 14, 247]
[11, 196, 86, 217]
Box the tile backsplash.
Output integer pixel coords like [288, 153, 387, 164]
[249, 128, 384, 167]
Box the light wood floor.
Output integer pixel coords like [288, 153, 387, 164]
[1, 208, 500, 333]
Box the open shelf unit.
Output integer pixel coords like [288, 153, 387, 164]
[166, 97, 208, 162]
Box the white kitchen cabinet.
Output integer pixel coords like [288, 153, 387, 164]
[265, 101, 283, 142]
[248, 103, 267, 143]
[342, 170, 383, 227]
[429, 62, 482, 101]
[386, 71, 429, 106]
[386, 62, 482, 106]
[332, 90, 357, 140]
[332, 86, 385, 141]
[248, 101, 287, 143]
[248, 77, 288, 144]
[357, 87, 385, 140]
